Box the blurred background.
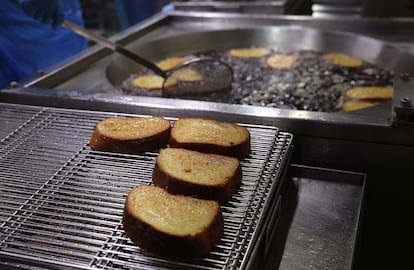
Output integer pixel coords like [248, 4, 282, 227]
[80, 0, 414, 37]
[80, 0, 171, 36]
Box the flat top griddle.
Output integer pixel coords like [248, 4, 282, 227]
[0, 102, 292, 270]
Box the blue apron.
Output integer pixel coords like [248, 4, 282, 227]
[0, 0, 87, 89]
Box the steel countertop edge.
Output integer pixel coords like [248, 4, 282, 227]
[1, 87, 414, 148]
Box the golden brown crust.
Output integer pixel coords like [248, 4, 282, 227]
[171, 68, 203, 82]
[228, 48, 270, 58]
[123, 186, 224, 258]
[322, 53, 364, 68]
[89, 117, 171, 154]
[169, 118, 251, 159]
[342, 101, 376, 111]
[344, 86, 394, 100]
[156, 57, 188, 72]
[266, 54, 298, 69]
[132, 75, 178, 91]
[153, 148, 241, 202]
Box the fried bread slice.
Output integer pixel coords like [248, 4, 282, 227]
[345, 86, 394, 100]
[89, 117, 171, 153]
[169, 118, 251, 158]
[153, 148, 241, 202]
[132, 75, 178, 91]
[343, 101, 376, 111]
[156, 57, 188, 72]
[266, 54, 298, 69]
[322, 53, 364, 68]
[123, 185, 224, 258]
[171, 68, 203, 82]
[229, 48, 270, 58]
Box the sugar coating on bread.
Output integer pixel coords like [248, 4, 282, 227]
[95, 117, 170, 140]
[343, 101, 376, 111]
[156, 148, 240, 185]
[229, 48, 270, 58]
[266, 54, 298, 69]
[169, 118, 250, 158]
[126, 185, 220, 235]
[322, 53, 363, 68]
[345, 86, 393, 100]
[89, 117, 171, 153]
[153, 148, 241, 201]
[171, 68, 203, 82]
[156, 57, 188, 72]
[123, 185, 223, 257]
[132, 75, 178, 90]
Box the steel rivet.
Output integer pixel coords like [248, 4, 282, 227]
[400, 98, 412, 107]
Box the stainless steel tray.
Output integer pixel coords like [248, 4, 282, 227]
[0, 102, 292, 270]
[266, 164, 365, 270]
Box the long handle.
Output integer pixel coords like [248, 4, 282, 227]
[63, 20, 167, 78]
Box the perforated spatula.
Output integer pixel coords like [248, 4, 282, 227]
[63, 20, 233, 97]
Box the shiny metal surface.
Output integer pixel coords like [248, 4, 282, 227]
[312, 0, 363, 17]
[172, 1, 286, 14]
[63, 20, 168, 78]
[63, 20, 235, 97]
[3, 87, 414, 147]
[392, 76, 414, 126]
[267, 164, 365, 270]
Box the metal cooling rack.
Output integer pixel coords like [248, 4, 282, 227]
[0, 102, 292, 270]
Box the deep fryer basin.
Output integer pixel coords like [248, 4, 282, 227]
[107, 26, 413, 85]
[105, 25, 413, 112]
[107, 26, 414, 86]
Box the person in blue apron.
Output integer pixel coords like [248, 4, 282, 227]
[0, 0, 87, 89]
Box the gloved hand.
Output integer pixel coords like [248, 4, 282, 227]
[19, 0, 64, 29]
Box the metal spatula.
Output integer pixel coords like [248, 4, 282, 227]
[63, 20, 233, 97]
